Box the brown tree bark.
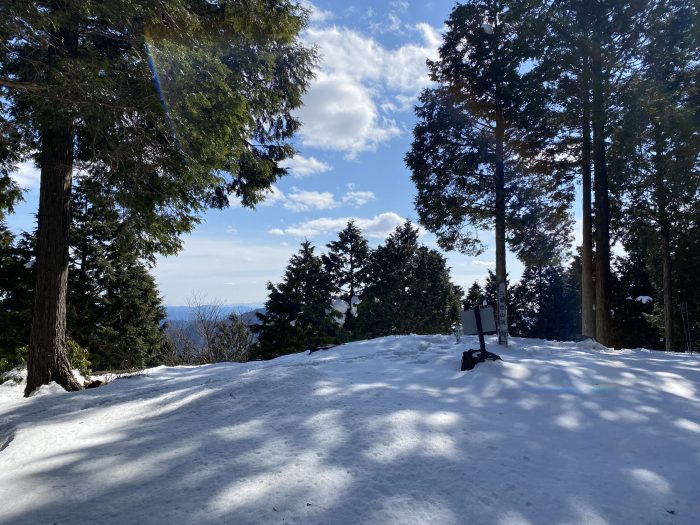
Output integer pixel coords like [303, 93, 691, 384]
[591, 36, 612, 347]
[580, 42, 595, 339]
[24, 15, 83, 396]
[654, 123, 674, 351]
[660, 229, 674, 351]
[25, 123, 83, 395]
[495, 115, 508, 346]
[492, 17, 507, 347]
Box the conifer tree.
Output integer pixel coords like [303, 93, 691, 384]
[610, 248, 661, 350]
[0, 1, 315, 394]
[464, 282, 485, 310]
[68, 179, 166, 370]
[537, 0, 596, 339]
[536, 0, 650, 346]
[406, 0, 573, 345]
[609, 0, 699, 350]
[256, 241, 341, 358]
[510, 265, 577, 341]
[322, 221, 370, 333]
[0, 224, 33, 363]
[357, 222, 460, 338]
[92, 259, 166, 370]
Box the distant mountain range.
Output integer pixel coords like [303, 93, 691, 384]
[165, 303, 265, 322]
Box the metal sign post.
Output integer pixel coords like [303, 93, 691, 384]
[460, 306, 503, 371]
[497, 282, 508, 347]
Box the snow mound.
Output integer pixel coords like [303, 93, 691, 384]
[1, 335, 699, 525]
[28, 381, 68, 398]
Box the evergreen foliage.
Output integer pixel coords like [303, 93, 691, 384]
[0, 224, 33, 365]
[608, 0, 699, 350]
[510, 265, 578, 341]
[406, 1, 574, 341]
[255, 241, 342, 359]
[463, 281, 485, 311]
[0, 0, 316, 394]
[322, 221, 370, 333]
[68, 180, 166, 371]
[356, 222, 461, 338]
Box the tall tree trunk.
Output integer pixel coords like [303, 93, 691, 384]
[25, 123, 82, 396]
[491, 15, 507, 346]
[495, 115, 508, 345]
[345, 253, 355, 332]
[591, 37, 612, 347]
[580, 45, 595, 339]
[660, 229, 674, 350]
[654, 122, 674, 351]
[25, 19, 83, 396]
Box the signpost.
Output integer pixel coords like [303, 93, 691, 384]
[497, 282, 508, 346]
[461, 307, 496, 336]
[460, 306, 502, 371]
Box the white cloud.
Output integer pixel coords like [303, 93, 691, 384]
[370, 1, 411, 35]
[301, 1, 334, 23]
[9, 161, 40, 189]
[371, 13, 403, 35]
[154, 238, 296, 303]
[472, 260, 496, 267]
[298, 22, 442, 156]
[257, 185, 374, 212]
[342, 191, 375, 207]
[268, 228, 285, 236]
[284, 188, 337, 212]
[274, 211, 409, 238]
[297, 72, 400, 157]
[259, 186, 287, 207]
[279, 155, 332, 178]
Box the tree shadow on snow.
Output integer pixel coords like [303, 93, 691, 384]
[0, 336, 699, 524]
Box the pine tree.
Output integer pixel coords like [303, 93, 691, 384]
[406, 0, 573, 345]
[609, 0, 699, 350]
[610, 248, 661, 350]
[256, 241, 341, 359]
[356, 222, 421, 338]
[412, 246, 463, 334]
[510, 264, 578, 341]
[537, 0, 651, 345]
[357, 222, 460, 338]
[537, 0, 597, 339]
[0, 1, 316, 394]
[0, 224, 33, 363]
[322, 221, 370, 334]
[587, 0, 647, 346]
[91, 259, 166, 371]
[68, 179, 166, 370]
[464, 281, 485, 310]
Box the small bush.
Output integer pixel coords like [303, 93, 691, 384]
[67, 339, 91, 377]
[0, 358, 14, 377]
[6, 341, 91, 377]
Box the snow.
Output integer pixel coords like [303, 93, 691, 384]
[1, 335, 699, 524]
[331, 298, 350, 324]
[331, 298, 350, 314]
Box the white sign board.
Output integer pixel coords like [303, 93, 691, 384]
[461, 307, 497, 335]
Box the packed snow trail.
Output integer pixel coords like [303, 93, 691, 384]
[1, 336, 699, 524]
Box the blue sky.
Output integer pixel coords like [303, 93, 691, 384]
[7, 1, 584, 305]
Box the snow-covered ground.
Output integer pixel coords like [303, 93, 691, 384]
[1, 335, 699, 524]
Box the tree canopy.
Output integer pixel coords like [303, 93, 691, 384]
[0, 0, 316, 394]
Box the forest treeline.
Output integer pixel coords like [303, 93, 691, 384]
[407, 0, 698, 351]
[0, 1, 698, 392]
